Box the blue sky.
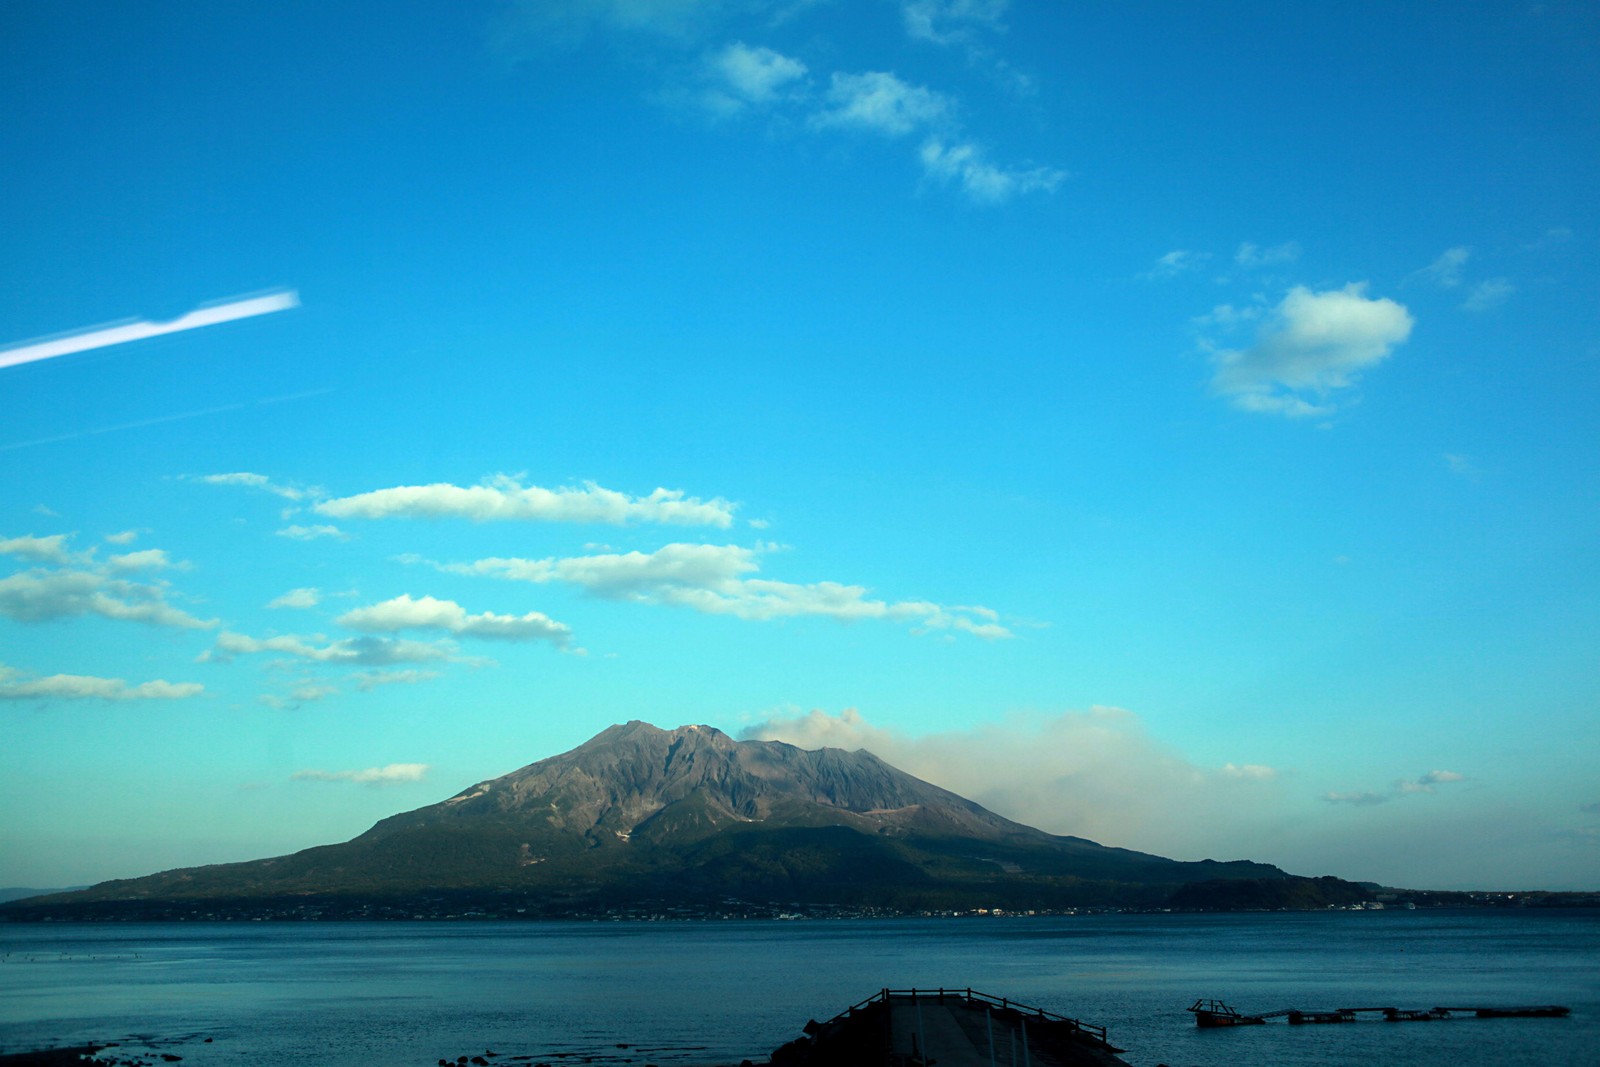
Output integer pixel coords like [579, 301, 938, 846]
[2, 0, 1596, 892]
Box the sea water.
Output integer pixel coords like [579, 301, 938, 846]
[2, 910, 1596, 1067]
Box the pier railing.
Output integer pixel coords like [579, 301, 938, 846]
[830, 986, 1111, 1046]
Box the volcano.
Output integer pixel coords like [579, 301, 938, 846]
[3, 721, 1366, 918]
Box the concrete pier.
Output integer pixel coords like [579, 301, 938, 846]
[772, 988, 1129, 1067]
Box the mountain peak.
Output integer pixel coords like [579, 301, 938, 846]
[6, 720, 1322, 919]
[420, 719, 1000, 843]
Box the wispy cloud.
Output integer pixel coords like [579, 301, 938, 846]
[1325, 770, 1467, 805]
[740, 707, 1283, 851]
[190, 471, 320, 501]
[1323, 790, 1390, 806]
[0, 534, 77, 566]
[901, 0, 1009, 46]
[106, 548, 185, 572]
[1462, 278, 1514, 312]
[492, 0, 732, 51]
[700, 41, 808, 115]
[1523, 226, 1572, 251]
[275, 524, 348, 542]
[292, 763, 429, 786]
[337, 594, 572, 647]
[354, 668, 442, 690]
[0, 567, 216, 629]
[0, 290, 298, 371]
[200, 631, 455, 666]
[412, 542, 1010, 638]
[1143, 249, 1211, 280]
[1205, 283, 1413, 418]
[0, 664, 202, 701]
[1221, 762, 1278, 781]
[1235, 240, 1302, 268]
[1397, 769, 1467, 793]
[811, 70, 951, 136]
[317, 475, 736, 527]
[1409, 246, 1472, 288]
[268, 587, 322, 609]
[919, 139, 1064, 204]
[497, 1, 1058, 205]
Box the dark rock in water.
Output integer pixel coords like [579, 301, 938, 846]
[0, 1046, 107, 1066]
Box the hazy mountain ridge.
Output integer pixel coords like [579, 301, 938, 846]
[3, 722, 1369, 919]
[376, 721, 1041, 844]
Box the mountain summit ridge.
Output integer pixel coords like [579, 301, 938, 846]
[376, 720, 1034, 846]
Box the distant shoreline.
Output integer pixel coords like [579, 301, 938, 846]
[3, 895, 1597, 923]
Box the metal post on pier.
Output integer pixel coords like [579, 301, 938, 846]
[986, 1006, 997, 1067]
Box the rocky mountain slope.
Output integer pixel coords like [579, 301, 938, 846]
[3, 722, 1366, 918]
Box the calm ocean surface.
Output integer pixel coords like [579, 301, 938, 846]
[2, 910, 1596, 1067]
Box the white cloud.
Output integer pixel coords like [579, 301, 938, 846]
[1235, 241, 1302, 268]
[1221, 762, 1278, 781]
[292, 763, 429, 785]
[1206, 283, 1414, 417]
[103, 530, 139, 545]
[201, 630, 455, 666]
[1462, 278, 1514, 312]
[268, 587, 322, 609]
[337, 594, 571, 646]
[354, 668, 441, 690]
[191, 471, 316, 501]
[812, 71, 950, 136]
[1192, 302, 1264, 328]
[422, 542, 1009, 638]
[1144, 250, 1210, 280]
[1410, 246, 1472, 288]
[491, 2, 1051, 207]
[0, 534, 75, 565]
[275, 524, 348, 541]
[902, 0, 1008, 44]
[0, 665, 202, 701]
[919, 139, 1064, 204]
[1323, 790, 1390, 806]
[703, 42, 807, 113]
[107, 548, 184, 571]
[493, 0, 730, 50]
[316, 475, 736, 528]
[289, 683, 340, 703]
[1398, 769, 1467, 793]
[0, 568, 217, 629]
[1443, 453, 1479, 478]
[739, 707, 1285, 853]
[1327, 770, 1468, 803]
[1524, 226, 1573, 251]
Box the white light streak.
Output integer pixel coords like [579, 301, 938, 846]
[0, 289, 300, 370]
